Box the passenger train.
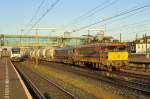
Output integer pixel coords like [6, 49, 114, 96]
[10, 47, 23, 61]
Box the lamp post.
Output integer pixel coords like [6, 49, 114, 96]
[20, 29, 24, 47]
[88, 29, 90, 44]
[145, 34, 149, 58]
[120, 33, 122, 43]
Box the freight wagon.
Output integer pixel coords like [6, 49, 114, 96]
[54, 47, 74, 64]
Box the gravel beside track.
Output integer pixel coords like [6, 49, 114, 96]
[14, 60, 150, 99]
[13, 62, 77, 99]
[112, 71, 150, 86]
[17, 61, 122, 99]
[40, 61, 150, 99]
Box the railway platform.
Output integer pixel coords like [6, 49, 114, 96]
[0, 57, 32, 99]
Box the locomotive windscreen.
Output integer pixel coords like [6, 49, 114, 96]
[117, 46, 127, 51]
[108, 45, 127, 51]
[12, 48, 20, 54]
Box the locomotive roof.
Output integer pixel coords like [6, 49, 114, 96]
[78, 43, 128, 48]
[54, 43, 127, 50]
[55, 47, 74, 50]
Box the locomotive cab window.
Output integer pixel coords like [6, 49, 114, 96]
[107, 46, 116, 51]
[12, 48, 20, 54]
[116, 46, 127, 51]
[107, 45, 127, 51]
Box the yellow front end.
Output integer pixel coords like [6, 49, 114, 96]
[108, 52, 128, 61]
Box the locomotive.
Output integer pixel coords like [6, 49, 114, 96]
[74, 43, 128, 71]
[10, 47, 29, 62]
[10, 47, 22, 61]
[29, 42, 128, 71]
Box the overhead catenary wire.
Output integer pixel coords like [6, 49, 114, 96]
[65, 0, 111, 24]
[76, 0, 118, 23]
[106, 1, 150, 33]
[70, 0, 150, 32]
[63, 0, 118, 29]
[106, 0, 150, 25]
[109, 26, 150, 40]
[109, 18, 150, 32]
[26, 0, 46, 27]
[123, 26, 150, 36]
[104, 2, 150, 38]
[108, 15, 150, 41]
[73, 3, 150, 32]
[26, 0, 60, 33]
[107, 8, 150, 31]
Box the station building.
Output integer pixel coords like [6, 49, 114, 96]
[135, 36, 150, 54]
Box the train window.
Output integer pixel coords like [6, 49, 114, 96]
[3, 48, 7, 51]
[79, 47, 97, 54]
[107, 46, 127, 51]
[107, 46, 116, 51]
[12, 48, 20, 54]
[101, 46, 106, 51]
[106, 56, 108, 58]
[117, 46, 127, 51]
[73, 49, 75, 53]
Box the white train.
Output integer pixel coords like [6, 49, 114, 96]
[10, 47, 23, 61]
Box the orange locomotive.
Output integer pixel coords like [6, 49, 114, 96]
[74, 43, 128, 71]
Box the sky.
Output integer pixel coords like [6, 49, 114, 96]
[0, 0, 150, 41]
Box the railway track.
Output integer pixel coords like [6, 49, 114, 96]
[104, 73, 150, 94]
[41, 61, 150, 95]
[15, 67, 46, 99]
[75, 70, 150, 94]
[13, 62, 77, 99]
[112, 71, 150, 85]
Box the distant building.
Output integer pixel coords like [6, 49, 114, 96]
[135, 36, 150, 54]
